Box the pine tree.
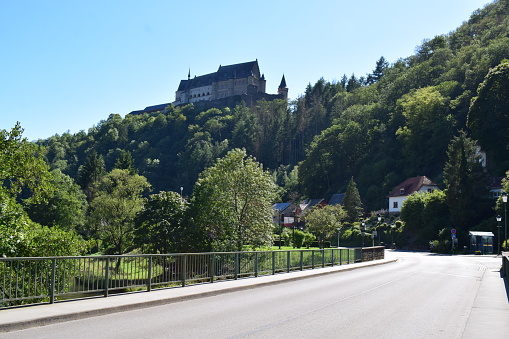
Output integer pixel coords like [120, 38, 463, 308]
[343, 177, 363, 222]
[443, 131, 489, 229]
[77, 151, 106, 202]
[114, 150, 137, 175]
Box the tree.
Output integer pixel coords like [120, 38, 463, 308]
[135, 191, 189, 253]
[400, 190, 450, 249]
[0, 124, 87, 257]
[304, 204, 346, 248]
[114, 150, 137, 174]
[468, 60, 509, 174]
[367, 56, 389, 84]
[343, 177, 363, 222]
[443, 131, 490, 229]
[77, 151, 106, 202]
[26, 169, 87, 231]
[190, 148, 277, 251]
[0, 123, 53, 201]
[89, 169, 151, 255]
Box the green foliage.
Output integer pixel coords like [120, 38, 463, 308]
[114, 150, 137, 174]
[189, 149, 277, 251]
[89, 169, 151, 255]
[468, 59, 509, 174]
[26, 169, 87, 231]
[343, 177, 363, 222]
[135, 191, 189, 253]
[443, 131, 490, 229]
[304, 204, 346, 248]
[0, 123, 53, 202]
[400, 190, 450, 248]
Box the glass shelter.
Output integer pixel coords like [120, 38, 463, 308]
[469, 231, 494, 254]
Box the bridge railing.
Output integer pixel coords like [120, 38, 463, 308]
[1, 247, 383, 308]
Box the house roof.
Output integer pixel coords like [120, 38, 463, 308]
[389, 176, 439, 197]
[273, 202, 292, 212]
[177, 60, 260, 92]
[328, 193, 345, 206]
[469, 231, 494, 237]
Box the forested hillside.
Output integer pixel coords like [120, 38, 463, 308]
[39, 0, 509, 212]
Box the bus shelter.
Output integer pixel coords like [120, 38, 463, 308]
[469, 231, 494, 254]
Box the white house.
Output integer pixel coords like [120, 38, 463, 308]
[388, 176, 440, 213]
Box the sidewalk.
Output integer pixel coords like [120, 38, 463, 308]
[462, 255, 509, 338]
[0, 257, 397, 333]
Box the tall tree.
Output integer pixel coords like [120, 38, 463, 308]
[77, 151, 106, 202]
[114, 150, 137, 174]
[190, 148, 277, 251]
[443, 131, 490, 229]
[135, 191, 189, 253]
[89, 169, 151, 255]
[304, 204, 346, 248]
[343, 177, 363, 222]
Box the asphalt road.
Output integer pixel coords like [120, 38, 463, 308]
[2, 251, 506, 339]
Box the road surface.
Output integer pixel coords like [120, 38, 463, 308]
[3, 251, 508, 338]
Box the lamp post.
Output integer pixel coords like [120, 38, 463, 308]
[361, 222, 365, 248]
[503, 194, 508, 251]
[180, 186, 183, 197]
[337, 227, 340, 248]
[497, 215, 502, 255]
[377, 215, 382, 245]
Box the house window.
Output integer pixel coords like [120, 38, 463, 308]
[400, 188, 405, 195]
[393, 201, 398, 209]
[428, 188, 433, 193]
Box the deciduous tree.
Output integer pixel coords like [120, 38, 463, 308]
[304, 204, 346, 248]
[190, 148, 277, 251]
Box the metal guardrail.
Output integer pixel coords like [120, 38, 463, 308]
[1, 247, 383, 308]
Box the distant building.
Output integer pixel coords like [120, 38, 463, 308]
[129, 60, 287, 115]
[174, 60, 287, 107]
[388, 176, 440, 213]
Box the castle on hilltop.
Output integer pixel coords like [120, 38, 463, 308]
[130, 60, 287, 115]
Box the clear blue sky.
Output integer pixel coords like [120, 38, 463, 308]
[0, 0, 491, 141]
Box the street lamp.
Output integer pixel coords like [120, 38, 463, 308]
[497, 215, 502, 255]
[361, 222, 365, 248]
[377, 215, 382, 245]
[336, 227, 341, 248]
[180, 186, 183, 197]
[503, 194, 508, 251]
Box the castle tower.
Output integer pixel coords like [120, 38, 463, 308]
[278, 74, 288, 100]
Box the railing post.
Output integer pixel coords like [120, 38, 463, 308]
[104, 257, 110, 298]
[272, 251, 275, 275]
[234, 253, 239, 280]
[322, 249, 325, 268]
[211, 254, 215, 283]
[300, 251, 303, 271]
[181, 255, 187, 287]
[331, 249, 335, 266]
[254, 252, 259, 277]
[147, 256, 152, 292]
[287, 251, 290, 273]
[340, 249, 342, 265]
[49, 258, 56, 304]
[311, 250, 315, 269]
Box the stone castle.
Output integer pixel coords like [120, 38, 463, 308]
[130, 60, 287, 114]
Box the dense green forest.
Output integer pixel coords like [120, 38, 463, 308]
[39, 0, 509, 210]
[2, 0, 509, 255]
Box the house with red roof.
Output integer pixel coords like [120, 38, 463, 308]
[388, 176, 440, 213]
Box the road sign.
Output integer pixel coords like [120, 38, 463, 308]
[451, 229, 456, 234]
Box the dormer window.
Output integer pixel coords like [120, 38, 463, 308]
[400, 188, 405, 195]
